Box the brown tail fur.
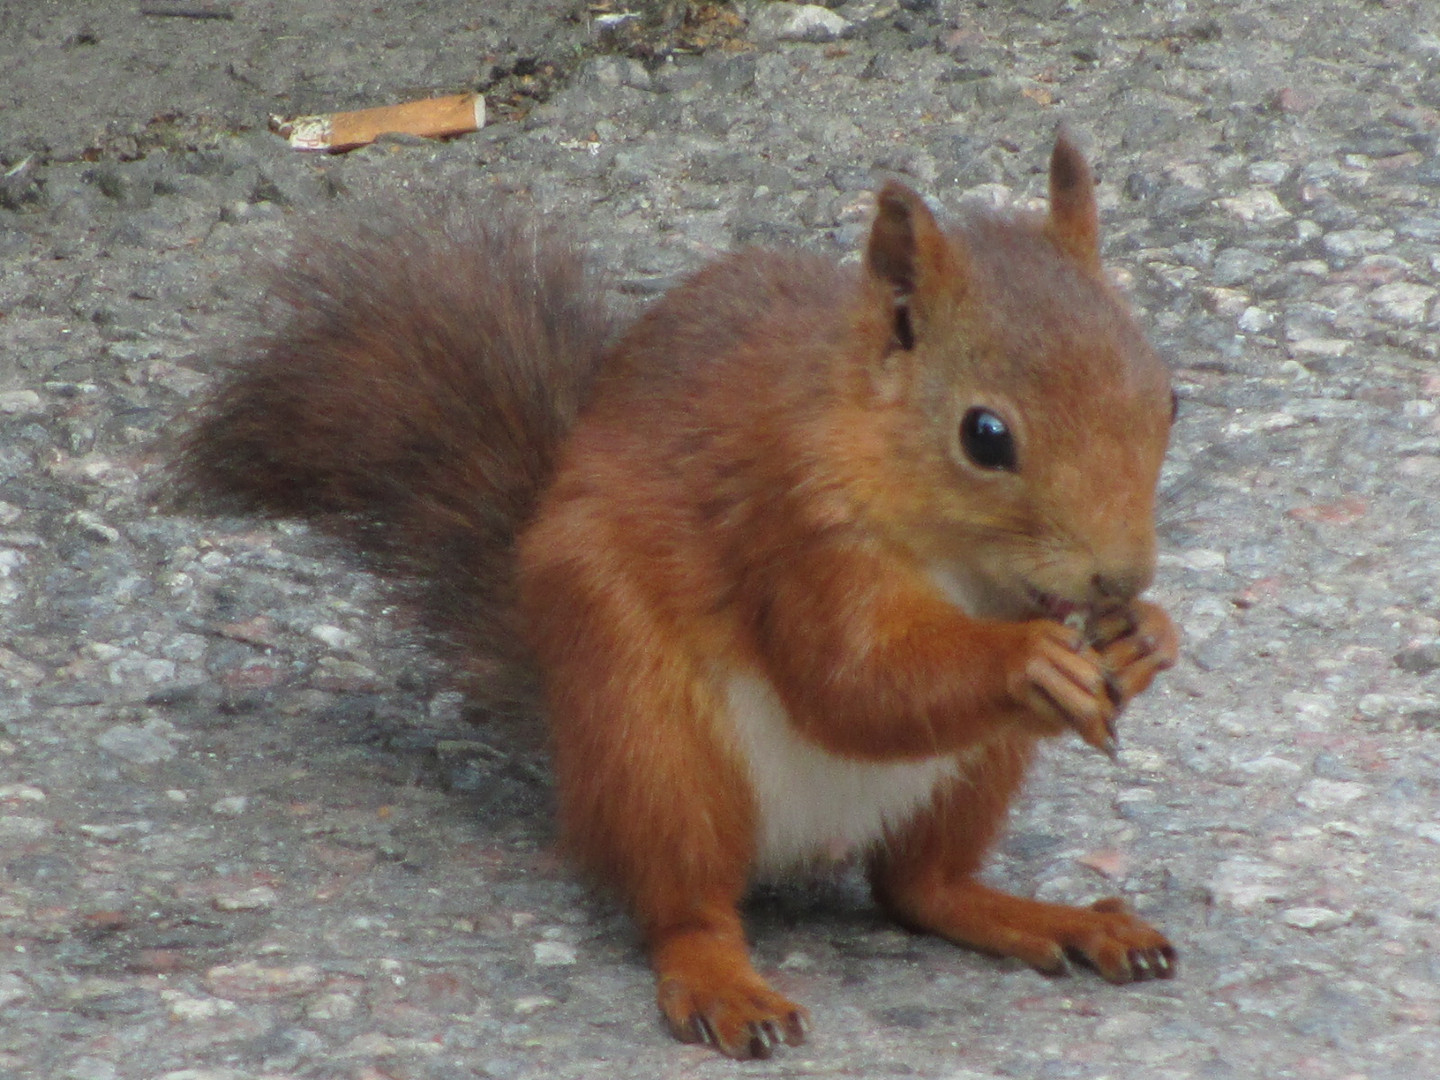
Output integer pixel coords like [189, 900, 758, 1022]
[173, 201, 613, 711]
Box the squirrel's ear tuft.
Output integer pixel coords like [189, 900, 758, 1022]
[1047, 130, 1101, 271]
[866, 181, 959, 348]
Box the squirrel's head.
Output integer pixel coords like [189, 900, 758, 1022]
[858, 133, 1174, 623]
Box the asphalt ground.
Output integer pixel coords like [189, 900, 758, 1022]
[2, 2, 1440, 1077]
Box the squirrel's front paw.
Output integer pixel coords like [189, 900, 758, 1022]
[1089, 600, 1179, 707]
[1007, 621, 1118, 755]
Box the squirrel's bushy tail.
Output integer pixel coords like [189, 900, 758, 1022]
[175, 199, 613, 711]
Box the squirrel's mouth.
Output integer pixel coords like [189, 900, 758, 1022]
[1027, 588, 1092, 629]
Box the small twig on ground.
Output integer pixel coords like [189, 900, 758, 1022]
[139, 3, 236, 20]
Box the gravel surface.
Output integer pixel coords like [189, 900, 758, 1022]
[4, 1, 1440, 1077]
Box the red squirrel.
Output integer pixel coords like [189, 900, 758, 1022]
[178, 133, 1180, 1060]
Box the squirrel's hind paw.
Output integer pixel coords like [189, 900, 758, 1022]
[1066, 897, 1178, 983]
[875, 877, 1176, 986]
[658, 975, 809, 1059]
[653, 929, 809, 1059]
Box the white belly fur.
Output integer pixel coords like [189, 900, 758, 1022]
[723, 672, 963, 875]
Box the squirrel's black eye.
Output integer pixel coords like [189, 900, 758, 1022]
[960, 407, 1017, 471]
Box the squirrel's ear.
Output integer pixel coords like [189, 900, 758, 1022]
[866, 181, 958, 350]
[1046, 131, 1101, 271]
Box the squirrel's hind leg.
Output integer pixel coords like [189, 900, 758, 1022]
[869, 734, 1175, 984]
[529, 573, 808, 1057]
[551, 681, 810, 1057]
[573, 704, 810, 1059]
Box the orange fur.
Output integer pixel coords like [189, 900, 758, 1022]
[178, 135, 1180, 1060]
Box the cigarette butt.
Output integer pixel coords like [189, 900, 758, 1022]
[274, 93, 485, 152]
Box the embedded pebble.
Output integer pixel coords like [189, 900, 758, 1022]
[1368, 282, 1436, 325]
[310, 656, 381, 691]
[305, 992, 360, 1022]
[209, 796, 250, 817]
[1207, 858, 1290, 910]
[1216, 189, 1292, 224]
[748, 4, 851, 42]
[1237, 306, 1275, 332]
[1282, 907, 1352, 931]
[0, 390, 44, 415]
[1211, 247, 1278, 287]
[204, 962, 325, 1000]
[1322, 229, 1395, 259]
[1395, 643, 1440, 674]
[1296, 779, 1369, 811]
[309, 624, 360, 652]
[96, 722, 178, 765]
[165, 995, 239, 1022]
[532, 940, 578, 966]
[69, 510, 121, 544]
